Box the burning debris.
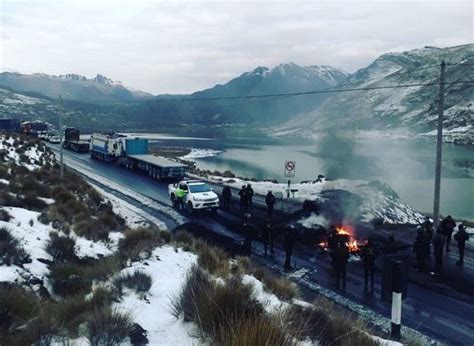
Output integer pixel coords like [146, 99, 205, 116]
[318, 226, 365, 254]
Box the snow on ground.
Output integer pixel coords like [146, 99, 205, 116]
[92, 184, 167, 230]
[0, 135, 47, 170]
[114, 246, 201, 346]
[70, 232, 114, 259]
[180, 148, 223, 160]
[242, 274, 289, 313]
[0, 178, 9, 185]
[0, 207, 52, 283]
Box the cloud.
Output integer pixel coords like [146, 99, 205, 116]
[1, 0, 472, 94]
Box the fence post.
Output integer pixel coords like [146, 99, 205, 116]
[391, 260, 402, 340]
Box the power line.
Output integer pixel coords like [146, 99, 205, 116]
[163, 80, 474, 103]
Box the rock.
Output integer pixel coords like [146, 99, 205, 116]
[129, 323, 149, 345]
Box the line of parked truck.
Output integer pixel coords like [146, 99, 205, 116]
[2, 118, 221, 212]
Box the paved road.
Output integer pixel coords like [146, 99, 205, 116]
[48, 145, 474, 345]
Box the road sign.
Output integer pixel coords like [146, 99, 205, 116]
[284, 160, 296, 177]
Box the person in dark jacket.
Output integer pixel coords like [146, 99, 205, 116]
[422, 217, 434, 243]
[360, 238, 379, 291]
[334, 241, 350, 290]
[413, 226, 428, 272]
[221, 185, 232, 210]
[454, 224, 470, 265]
[242, 214, 253, 255]
[238, 186, 248, 213]
[327, 225, 338, 274]
[383, 235, 396, 254]
[283, 224, 296, 270]
[265, 191, 276, 218]
[261, 219, 274, 256]
[246, 184, 254, 209]
[432, 230, 445, 274]
[441, 215, 456, 252]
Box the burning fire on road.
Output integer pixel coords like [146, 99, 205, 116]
[318, 226, 364, 254]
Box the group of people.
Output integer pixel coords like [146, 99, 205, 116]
[326, 226, 380, 291]
[221, 184, 277, 219]
[413, 215, 470, 274]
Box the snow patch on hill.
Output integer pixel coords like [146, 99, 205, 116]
[114, 246, 199, 346]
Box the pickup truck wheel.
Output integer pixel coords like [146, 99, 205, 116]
[187, 202, 194, 214]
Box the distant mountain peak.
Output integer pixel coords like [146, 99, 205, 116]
[93, 74, 117, 85]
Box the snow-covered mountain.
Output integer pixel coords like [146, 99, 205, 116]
[194, 62, 348, 97]
[0, 72, 153, 103]
[273, 44, 474, 144]
[183, 62, 349, 123]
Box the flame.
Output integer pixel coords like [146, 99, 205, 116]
[317, 225, 362, 253]
[347, 240, 360, 252]
[336, 227, 350, 236]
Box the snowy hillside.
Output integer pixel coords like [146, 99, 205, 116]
[272, 44, 474, 145]
[0, 71, 153, 103]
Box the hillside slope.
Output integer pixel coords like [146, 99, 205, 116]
[273, 44, 474, 144]
[0, 72, 153, 103]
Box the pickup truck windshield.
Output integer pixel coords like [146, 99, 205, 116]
[189, 184, 211, 193]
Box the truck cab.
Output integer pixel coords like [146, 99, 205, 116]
[169, 180, 219, 213]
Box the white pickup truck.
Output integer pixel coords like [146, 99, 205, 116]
[168, 180, 219, 213]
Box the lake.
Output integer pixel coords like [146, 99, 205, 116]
[142, 133, 474, 221]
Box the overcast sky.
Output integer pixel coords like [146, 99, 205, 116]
[0, 0, 472, 94]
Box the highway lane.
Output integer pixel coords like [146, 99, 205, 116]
[48, 145, 474, 345]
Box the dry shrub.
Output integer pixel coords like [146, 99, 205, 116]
[118, 227, 163, 261]
[245, 264, 298, 301]
[214, 314, 294, 346]
[0, 283, 50, 345]
[285, 299, 379, 346]
[171, 229, 195, 248]
[86, 307, 132, 345]
[46, 232, 77, 262]
[113, 269, 153, 294]
[172, 266, 265, 341]
[0, 228, 31, 266]
[21, 192, 48, 211]
[0, 209, 11, 222]
[196, 242, 230, 276]
[49, 256, 120, 297]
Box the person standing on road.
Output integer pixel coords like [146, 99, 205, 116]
[265, 191, 276, 218]
[327, 226, 339, 275]
[283, 224, 296, 270]
[239, 185, 248, 213]
[413, 226, 428, 272]
[441, 215, 456, 252]
[360, 238, 378, 291]
[175, 185, 186, 210]
[246, 184, 254, 209]
[334, 241, 350, 290]
[383, 235, 396, 254]
[432, 230, 445, 275]
[454, 224, 470, 265]
[422, 217, 434, 243]
[222, 185, 232, 210]
[242, 214, 253, 255]
[261, 219, 274, 256]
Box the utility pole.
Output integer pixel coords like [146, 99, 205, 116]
[58, 95, 65, 180]
[433, 61, 445, 231]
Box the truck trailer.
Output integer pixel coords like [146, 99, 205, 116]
[63, 127, 90, 153]
[20, 121, 48, 137]
[89, 133, 186, 180]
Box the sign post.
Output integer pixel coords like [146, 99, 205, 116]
[284, 161, 295, 199]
